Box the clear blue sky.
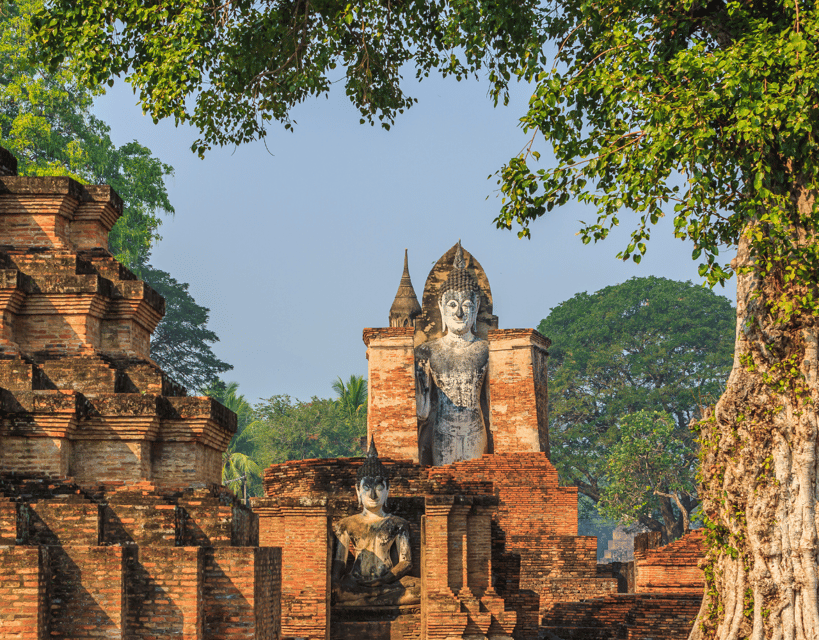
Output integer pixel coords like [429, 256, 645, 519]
[93, 74, 735, 404]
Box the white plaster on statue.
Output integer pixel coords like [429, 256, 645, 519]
[331, 440, 420, 606]
[415, 243, 490, 466]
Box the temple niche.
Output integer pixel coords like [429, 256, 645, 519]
[367, 242, 550, 465]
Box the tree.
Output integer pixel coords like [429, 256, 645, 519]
[204, 380, 262, 498]
[2, 0, 232, 394]
[31, 0, 545, 156]
[140, 265, 232, 393]
[332, 374, 368, 421]
[35, 0, 819, 634]
[249, 394, 366, 467]
[599, 410, 698, 537]
[541, 276, 734, 541]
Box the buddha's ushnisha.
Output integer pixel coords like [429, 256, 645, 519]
[331, 439, 420, 606]
[415, 241, 490, 465]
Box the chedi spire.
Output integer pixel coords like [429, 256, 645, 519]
[389, 249, 422, 328]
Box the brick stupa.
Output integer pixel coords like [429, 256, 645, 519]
[0, 147, 281, 640]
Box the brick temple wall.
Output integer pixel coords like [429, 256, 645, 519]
[635, 529, 706, 594]
[0, 145, 282, 640]
[363, 327, 418, 463]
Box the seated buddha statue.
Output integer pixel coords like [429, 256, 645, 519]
[331, 439, 421, 607]
[415, 242, 490, 466]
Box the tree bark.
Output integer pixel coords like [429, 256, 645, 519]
[692, 196, 819, 640]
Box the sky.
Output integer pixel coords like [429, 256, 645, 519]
[93, 73, 736, 405]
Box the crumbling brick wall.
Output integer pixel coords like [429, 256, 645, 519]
[0, 146, 282, 640]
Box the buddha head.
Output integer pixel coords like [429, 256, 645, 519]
[356, 438, 390, 514]
[438, 242, 481, 337]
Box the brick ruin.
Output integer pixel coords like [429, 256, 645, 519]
[0, 147, 281, 640]
[0, 144, 708, 640]
[258, 244, 708, 640]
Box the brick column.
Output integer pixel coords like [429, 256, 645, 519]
[49, 546, 126, 639]
[363, 327, 418, 462]
[0, 546, 48, 640]
[129, 547, 204, 640]
[467, 504, 492, 595]
[422, 496, 468, 640]
[279, 499, 330, 640]
[252, 498, 284, 549]
[487, 329, 551, 457]
[204, 547, 281, 640]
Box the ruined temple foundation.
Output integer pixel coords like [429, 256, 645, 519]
[0, 144, 706, 640]
[257, 243, 707, 640]
[0, 147, 281, 640]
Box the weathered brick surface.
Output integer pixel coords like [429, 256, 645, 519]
[0, 545, 48, 640]
[204, 547, 281, 640]
[0, 497, 16, 543]
[487, 329, 550, 456]
[0, 436, 72, 478]
[28, 498, 99, 545]
[127, 546, 204, 640]
[363, 328, 418, 463]
[541, 593, 702, 639]
[597, 561, 635, 594]
[634, 530, 706, 594]
[48, 545, 126, 639]
[330, 607, 421, 640]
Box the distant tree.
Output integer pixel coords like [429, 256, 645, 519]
[332, 375, 368, 420]
[136, 265, 231, 393]
[539, 276, 734, 540]
[599, 410, 698, 540]
[203, 380, 262, 497]
[249, 394, 366, 466]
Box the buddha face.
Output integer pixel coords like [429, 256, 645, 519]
[356, 476, 389, 514]
[439, 289, 479, 337]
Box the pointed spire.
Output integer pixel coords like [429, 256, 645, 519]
[389, 249, 422, 328]
[357, 436, 389, 480]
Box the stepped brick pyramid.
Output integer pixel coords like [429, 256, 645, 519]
[0, 146, 281, 640]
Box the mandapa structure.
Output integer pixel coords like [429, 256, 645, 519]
[255, 244, 709, 640]
[0, 146, 281, 640]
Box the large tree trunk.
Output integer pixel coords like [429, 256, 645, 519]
[692, 198, 819, 640]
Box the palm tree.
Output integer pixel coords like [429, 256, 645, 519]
[203, 380, 262, 498]
[221, 429, 262, 503]
[332, 375, 368, 420]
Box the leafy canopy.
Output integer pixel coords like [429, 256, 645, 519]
[540, 276, 734, 538]
[33, 0, 545, 156]
[492, 0, 819, 297]
[599, 410, 698, 533]
[33, 0, 819, 303]
[248, 394, 366, 467]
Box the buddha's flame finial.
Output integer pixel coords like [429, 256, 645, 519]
[357, 435, 389, 481]
[454, 239, 465, 269]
